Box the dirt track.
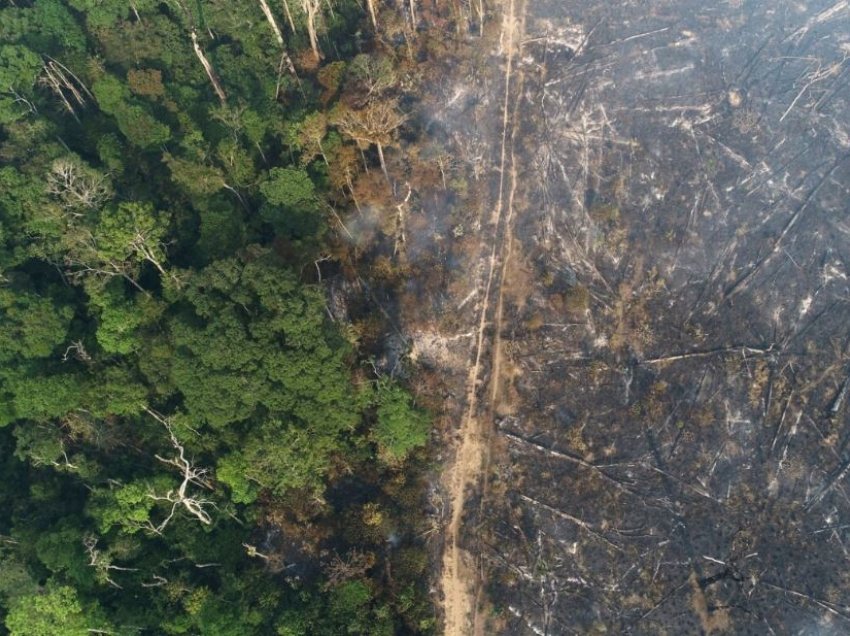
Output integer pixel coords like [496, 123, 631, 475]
[438, 0, 527, 632]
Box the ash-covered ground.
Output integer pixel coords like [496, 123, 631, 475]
[409, 0, 850, 634]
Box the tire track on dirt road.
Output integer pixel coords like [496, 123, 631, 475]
[439, 0, 526, 633]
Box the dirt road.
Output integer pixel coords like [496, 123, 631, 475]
[438, 0, 526, 633]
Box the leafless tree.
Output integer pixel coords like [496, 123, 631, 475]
[46, 158, 112, 213]
[83, 535, 138, 589]
[190, 30, 227, 105]
[62, 340, 92, 363]
[365, 0, 378, 30]
[281, 0, 297, 32]
[322, 549, 376, 589]
[39, 58, 93, 120]
[143, 407, 215, 534]
[300, 0, 324, 62]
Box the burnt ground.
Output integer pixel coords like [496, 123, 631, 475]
[402, 0, 850, 634]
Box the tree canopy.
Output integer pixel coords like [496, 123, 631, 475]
[0, 0, 435, 633]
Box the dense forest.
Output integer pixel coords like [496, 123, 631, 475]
[0, 0, 460, 633]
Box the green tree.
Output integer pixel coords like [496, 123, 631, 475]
[373, 381, 429, 462]
[92, 75, 171, 149]
[5, 585, 112, 636]
[0, 45, 41, 125]
[260, 166, 317, 209]
[0, 286, 73, 363]
[259, 166, 321, 238]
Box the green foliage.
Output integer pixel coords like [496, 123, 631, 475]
[68, 0, 156, 29]
[0, 287, 73, 362]
[0, 166, 51, 267]
[33, 524, 96, 586]
[5, 585, 111, 636]
[219, 420, 339, 498]
[0, 0, 87, 55]
[194, 198, 246, 262]
[164, 152, 225, 196]
[0, 552, 37, 602]
[89, 479, 163, 535]
[93, 76, 171, 148]
[0, 0, 433, 633]
[7, 374, 84, 424]
[86, 283, 147, 355]
[260, 167, 322, 238]
[0, 45, 42, 124]
[261, 166, 318, 209]
[96, 202, 167, 266]
[373, 381, 430, 462]
[169, 253, 358, 432]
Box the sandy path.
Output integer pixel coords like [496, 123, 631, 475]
[439, 0, 526, 633]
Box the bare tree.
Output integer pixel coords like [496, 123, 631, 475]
[127, 223, 169, 280]
[281, 0, 297, 32]
[257, 0, 301, 99]
[190, 30, 227, 105]
[166, 0, 227, 104]
[83, 535, 138, 589]
[300, 0, 324, 62]
[322, 549, 376, 589]
[46, 158, 112, 213]
[366, 0, 378, 30]
[62, 340, 92, 363]
[408, 0, 417, 29]
[394, 182, 411, 256]
[143, 407, 215, 534]
[259, 0, 285, 45]
[39, 58, 93, 120]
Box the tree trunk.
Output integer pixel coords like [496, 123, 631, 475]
[377, 143, 389, 184]
[346, 178, 362, 215]
[366, 0, 378, 30]
[301, 0, 323, 62]
[190, 30, 227, 105]
[275, 50, 302, 100]
[258, 0, 284, 46]
[281, 0, 297, 32]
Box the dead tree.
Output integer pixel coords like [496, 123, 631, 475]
[39, 58, 93, 120]
[408, 0, 417, 29]
[129, 226, 169, 280]
[243, 543, 271, 561]
[46, 158, 112, 212]
[190, 30, 227, 105]
[258, 0, 301, 99]
[62, 340, 92, 363]
[300, 0, 324, 62]
[281, 0, 297, 32]
[83, 535, 138, 589]
[168, 0, 227, 105]
[143, 407, 215, 534]
[322, 549, 376, 589]
[366, 0, 378, 30]
[394, 182, 411, 256]
[259, 0, 285, 45]
[332, 100, 407, 183]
